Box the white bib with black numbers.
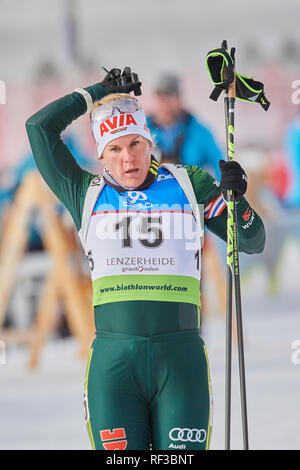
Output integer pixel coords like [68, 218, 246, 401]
[85, 167, 203, 307]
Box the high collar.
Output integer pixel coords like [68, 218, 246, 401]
[103, 156, 160, 193]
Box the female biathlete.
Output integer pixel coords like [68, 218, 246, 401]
[26, 67, 265, 450]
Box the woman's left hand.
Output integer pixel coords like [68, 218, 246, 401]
[219, 159, 248, 201]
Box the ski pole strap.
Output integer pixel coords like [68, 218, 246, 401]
[206, 48, 235, 101]
[235, 73, 270, 111]
[206, 48, 270, 111]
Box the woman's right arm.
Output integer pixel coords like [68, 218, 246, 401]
[25, 84, 107, 230]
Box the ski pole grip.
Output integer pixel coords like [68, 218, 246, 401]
[228, 70, 236, 99]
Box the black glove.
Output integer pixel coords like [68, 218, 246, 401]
[219, 159, 248, 202]
[100, 67, 142, 95]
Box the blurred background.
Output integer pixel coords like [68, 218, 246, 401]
[0, 0, 299, 450]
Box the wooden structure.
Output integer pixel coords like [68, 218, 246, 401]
[0, 171, 94, 368]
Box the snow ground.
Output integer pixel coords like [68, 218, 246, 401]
[0, 298, 299, 450]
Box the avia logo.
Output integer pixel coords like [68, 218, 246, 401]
[100, 428, 127, 450]
[242, 208, 251, 221]
[100, 114, 137, 137]
[169, 427, 206, 443]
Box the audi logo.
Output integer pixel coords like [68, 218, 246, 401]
[169, 427, 207, 443]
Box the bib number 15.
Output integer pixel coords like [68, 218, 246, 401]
[114, 215, 163, 249]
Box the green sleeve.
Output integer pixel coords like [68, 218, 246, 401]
[25, 84, 107, 231]
[185, 165, 266, 254]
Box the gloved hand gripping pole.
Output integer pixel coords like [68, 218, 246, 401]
[206, 39, 270, 450]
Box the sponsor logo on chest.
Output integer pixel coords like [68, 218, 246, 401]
[122, 191, 155, 209]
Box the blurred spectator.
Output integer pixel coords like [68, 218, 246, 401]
[0, 167, 16, 211]
[147, 73, 223, 179]
[0, 154, 44, 251]
[267, 152, 290, 203]
[283, 109, 300, 207]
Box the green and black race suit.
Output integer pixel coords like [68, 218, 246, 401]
[26, 84, 265, 450]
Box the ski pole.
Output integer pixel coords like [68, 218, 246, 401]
[223, 86, 233, 451]
[222, 64, 233, 449]
[206, 39, 270, 451]
[224, 46, 249, 450]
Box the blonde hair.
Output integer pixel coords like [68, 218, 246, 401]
[89, 93, 139, 118]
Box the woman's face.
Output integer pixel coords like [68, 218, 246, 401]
[101, 134, 152, 187]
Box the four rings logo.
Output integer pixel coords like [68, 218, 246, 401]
[169, 427, 207, 443]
